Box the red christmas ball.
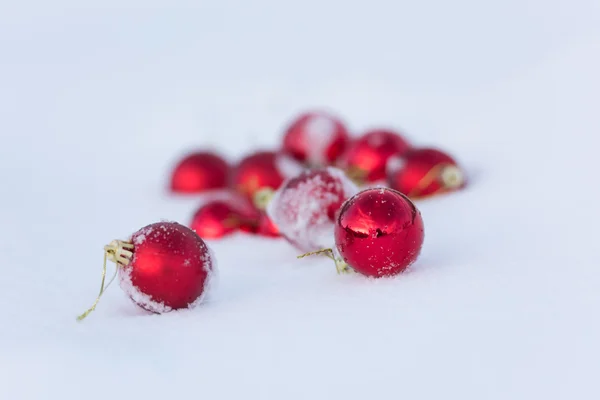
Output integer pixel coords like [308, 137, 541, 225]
[118, 222, 215, 313]
[339, 129, 411, 184]
[170, 152, 229, 194]
[282, 111, 350, 166]
[241, 212, 280, 237]
[190, 200, 245, 239]
[334, 188, 424, 278]
[387, 147, 466, 199]
[267, 167, 358, 252]
[232, 151, 301, 203]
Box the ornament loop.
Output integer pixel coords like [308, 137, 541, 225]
[76, 240, 134, 322]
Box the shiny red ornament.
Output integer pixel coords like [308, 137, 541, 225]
[232, 151, 301, 203]
[267, 167, 358, 252]
[334, 188, 424, 278]
[190, 200, 245, 239]
[282, 111, 350, 166]
[387, 147, 466, 199]
[120, 222, 214, 313]
[339, 129, 411, 184]
[170, 152, 229, 194]
[77, 222, 214, 320]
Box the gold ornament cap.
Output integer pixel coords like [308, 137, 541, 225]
[440, 165, 464, 189]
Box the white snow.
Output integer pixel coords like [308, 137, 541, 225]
[1, 1, 600, 400]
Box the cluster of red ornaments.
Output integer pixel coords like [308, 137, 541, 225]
[79, 110, 465, 320]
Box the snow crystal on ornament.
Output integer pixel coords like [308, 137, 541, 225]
[305, 114, 337, 165]
[189, 244, 218, 308]
[119, 267, 173, 314]
[267, 167, 358, 252]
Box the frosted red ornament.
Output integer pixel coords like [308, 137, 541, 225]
[77, 222, 215, 320]
[339, 129, 411, 184]
[170, 152, 229, 194]
[282, 111, 350, 166]
[267, 167, 358, 252]
[387, 147, 465, 199]
[334, 188, 424, 278]
[232, 151, 302, 204]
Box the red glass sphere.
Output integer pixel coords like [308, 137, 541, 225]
[387, 147, 465, 199]
[119, 222, 214, 313]
[282, 111, 350, 166]
[170, 152, 229, 194]
[334, 188, 424, 278]
[190, 201, 243, 239]
[339, 129, 411, 184]
[267, 167, 358, 252]
[232, 151, 290, 201]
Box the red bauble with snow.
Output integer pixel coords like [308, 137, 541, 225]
[119, 222, 214, 313]
[170, 152, 229, 193]
[334, 188, 424, 278]
[387, 147, 465, 199]
[282, 111, 350, 167]
[339, 129, 411, 184]
[267, 167, 358, 252]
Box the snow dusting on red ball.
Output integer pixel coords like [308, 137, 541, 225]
[282, 111, 350, 166]
[170, 152, 229, 194]
[334, 188, 424, 278]
[119, 222, 215, 313]
[232, 151, 302, 202]
[267, 167, 358, 252]
[339, 129, 411, 184]
[387, 147, 465, 199]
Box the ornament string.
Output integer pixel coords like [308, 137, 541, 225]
[76, 240, 133, 322]
[297, 248, 352, 274]
[76, 251, 117, 321]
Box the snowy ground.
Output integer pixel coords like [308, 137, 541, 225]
[1, 1, 600, 399]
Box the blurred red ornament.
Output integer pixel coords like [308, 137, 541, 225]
[77, 222, 214, 320]
[232, 151, 294, 203]
[334, 188, 424, 278]
[339, 129, 411, 184]
[253, 213, 280, 237]
[190, 201, 245, 239]
[170, 152, 229, 194]
[282, 111, 350, 166]
[387, 148, 466, 199]
[267, 167, 358, 252]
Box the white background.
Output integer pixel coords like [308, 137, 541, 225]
[1, 1, 599, 399]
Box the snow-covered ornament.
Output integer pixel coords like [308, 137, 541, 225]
[170, 151, 230, 194]
[387, 147, 466, 199]
[77, 222, 215, 320]
[282, 111, 350, 167]
[334, 188, 424, 277]
[266, 167, 358, 252]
